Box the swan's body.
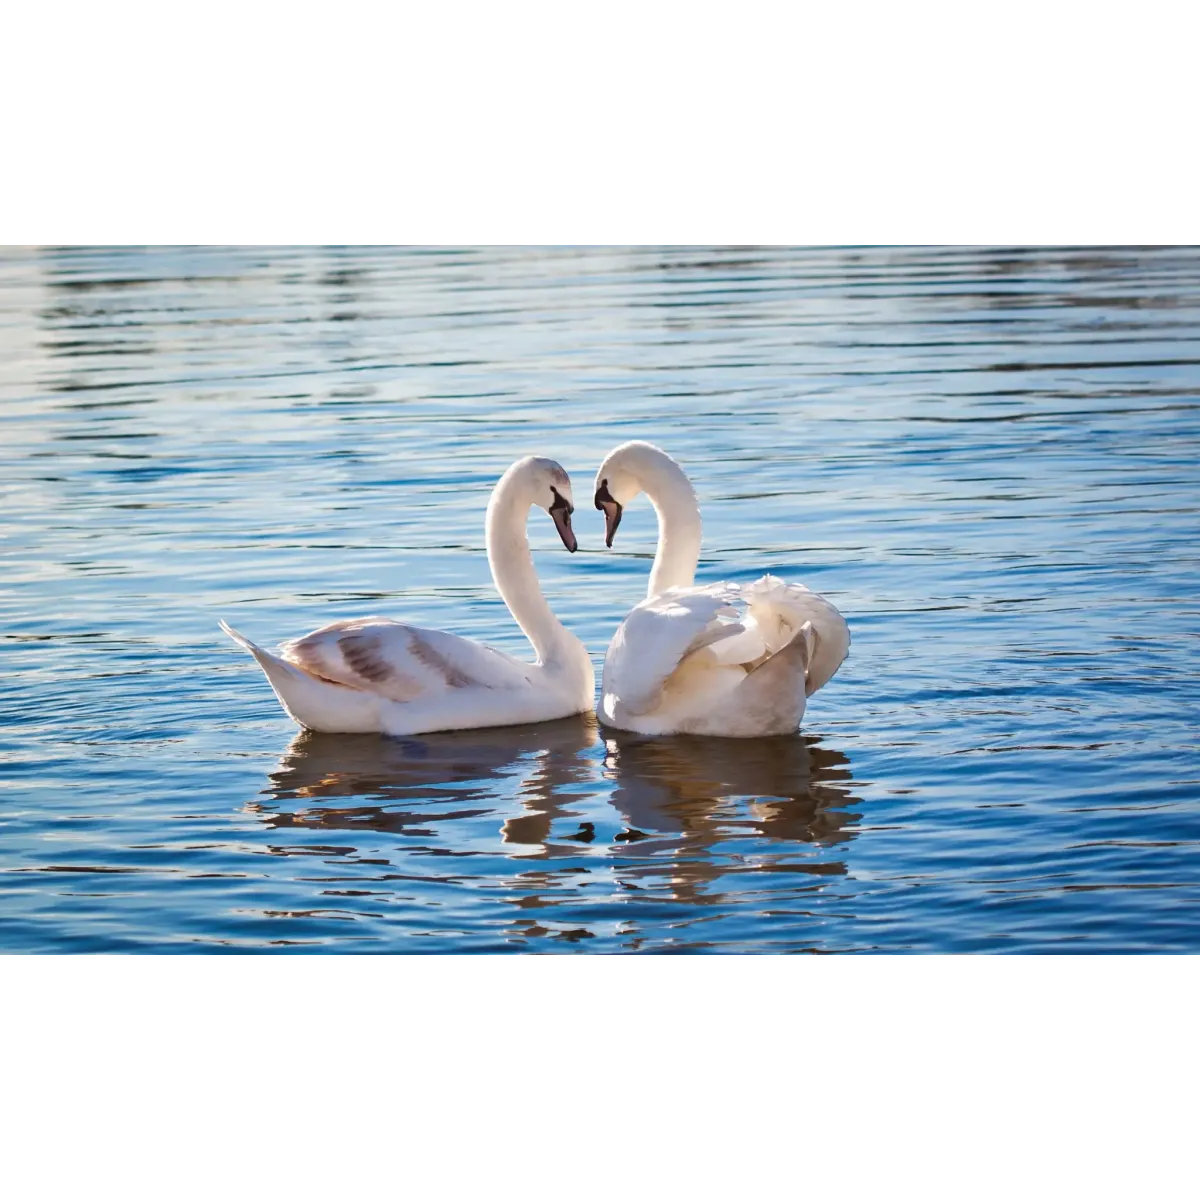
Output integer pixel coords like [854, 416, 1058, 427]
[221, 457, 594, 735]
[593, 442, 849, 737]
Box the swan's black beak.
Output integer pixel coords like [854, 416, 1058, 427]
[550, 494, 577, 553]
[594, 480, 622, 548]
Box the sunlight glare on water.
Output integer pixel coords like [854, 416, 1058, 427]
[1, 245, 1198, 951]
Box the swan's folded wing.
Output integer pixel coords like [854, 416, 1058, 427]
[604, 584, 753, 715]
[279, 617, 535, 702]
[742, 575, 850, 694]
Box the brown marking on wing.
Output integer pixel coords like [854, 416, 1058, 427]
[338, 630, 394, 683]
[281, 626, 425, 701]
[407, 630, 482, 689]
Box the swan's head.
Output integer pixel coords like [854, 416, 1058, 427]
[593, 441, 676, 548]
[505, 456, 578, 552]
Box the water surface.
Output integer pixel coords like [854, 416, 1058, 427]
[2, 245, 1198, 951]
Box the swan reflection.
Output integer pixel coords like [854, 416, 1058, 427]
[243, 717, 862, 942]
[245, 715, 597, 850]
[602, 731, 860, 906]
[604, 731, 858, 840]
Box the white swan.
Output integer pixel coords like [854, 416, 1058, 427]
[592, 441, 849, 737]
[220, 457, 595, 735]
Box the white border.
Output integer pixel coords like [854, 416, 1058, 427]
[3, 956, 1197, 1196]
[3, 4, 1196, 241]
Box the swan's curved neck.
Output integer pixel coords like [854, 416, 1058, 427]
[486, 477, 575, 666]
[638, 453, 702, 597]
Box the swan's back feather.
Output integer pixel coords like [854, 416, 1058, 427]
[741, 575, 850, 695]
[603, 583, 754, 716]
[277, 617, 535, 701]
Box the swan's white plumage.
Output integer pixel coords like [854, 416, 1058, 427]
[595, 442, 850, 737]
[600, 577, 849, 737]
[602, 585, 744, 717]
[220, 457, 594, 736]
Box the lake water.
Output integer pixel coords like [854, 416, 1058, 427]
[1, 245, 1198, 952]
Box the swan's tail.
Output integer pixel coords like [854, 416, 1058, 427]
[219, 619, 379, 733]
[219, 619, 304, 689]
[219, 618, 323, 716]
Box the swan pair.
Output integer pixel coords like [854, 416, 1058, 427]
[221, 443, 850, 738]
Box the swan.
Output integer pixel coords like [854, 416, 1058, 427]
[592, 441, 849, 737]
[220, 456, 595, 735]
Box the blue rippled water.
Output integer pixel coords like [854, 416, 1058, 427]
[1, 245, 1198, 952]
